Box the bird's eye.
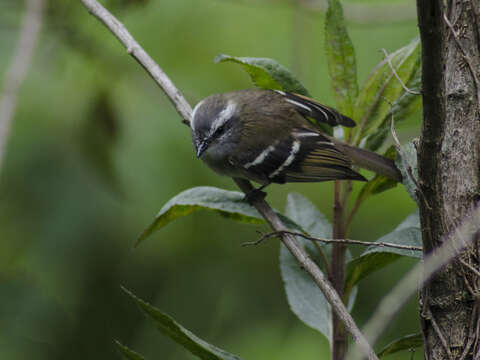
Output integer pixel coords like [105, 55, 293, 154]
[217, 125, 225, 133]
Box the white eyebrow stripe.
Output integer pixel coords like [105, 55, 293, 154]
[244, 144, 276, 169]
[190, 99, 205, 131]
[285, 98, 312, 112]
[269, 140, 300, 178]
[209, 100, 237, 135]
[274, 90, 286, 95]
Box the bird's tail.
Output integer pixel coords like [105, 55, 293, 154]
[333, 141, 402, 182]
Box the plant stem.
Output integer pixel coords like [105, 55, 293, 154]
[344, 195, 362, 236]
[331, 180, 348, 360]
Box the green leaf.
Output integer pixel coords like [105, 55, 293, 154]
[214, 54, 310, 96]
[364, 125, 389, 152]
[122, 287, 242, 360]
[280, 193, 357, 342]
[115, 340, 146, 360]
[345, 210, 422, 295]
[353, 37, 421, 146]
[377, 333, 423, 358]
[395, 142, 418, 202]
[284, 192, 332, 238]
[325, 0, 358, 117]
[356, 146, 397, 205]
[137, 186, 299, 246]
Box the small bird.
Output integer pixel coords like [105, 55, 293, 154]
[190, 89, 397, 193]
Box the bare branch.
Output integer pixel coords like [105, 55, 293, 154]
[0, 0, 45, 172]
[429, 309, 454, 360]
[244, 230, 422, 252]
[80, 1, 378, 359]
[80, 0, 192, 126]
[381, 48, 421, 95]
[234, 178, 379, 360]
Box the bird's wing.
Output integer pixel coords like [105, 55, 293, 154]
[281, 129, 366, 183]
[232, 128, 365, 184]
[274, 90, 356, 128]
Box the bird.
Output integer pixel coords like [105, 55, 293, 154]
[190, 88, 398, 195]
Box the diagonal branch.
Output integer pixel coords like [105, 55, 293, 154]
[233, 178, 378, 360]
[0, 0, 45, 173]
[79, 1, 378, 359]
[80, 0, 192, 126]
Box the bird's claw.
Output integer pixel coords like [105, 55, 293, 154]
[243, 189, 267, 203]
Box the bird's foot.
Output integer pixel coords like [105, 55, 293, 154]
[243, 184, 269, 203]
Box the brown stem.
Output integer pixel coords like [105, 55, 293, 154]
[233, 179, 377, 360]
[331, 181, 347, 360]
[344, 196, 363, 236]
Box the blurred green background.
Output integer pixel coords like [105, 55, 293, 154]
[0, 0, 420, 359]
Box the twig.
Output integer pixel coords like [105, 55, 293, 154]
[244, 230, 422, 252]
[429, 309, 454, 360]
[409, 348, 415, 360]
[0, 0, 45, 173]
[348, 205, 480, 360]
[246, 231, 332, 276]
[381, 48, 421, 95]
[443, 13, 480, 108]
[79, 1, 379, 359]
[460, 258, 480, 278]
[458, 304, 477, 360]
[80, 0, 192, 126]
[331, 180, 347, 360]
[344, 195, 363, 235]
[234, 178, 379, 360]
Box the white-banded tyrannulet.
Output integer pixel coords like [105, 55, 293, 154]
[191, 89, 400, 193]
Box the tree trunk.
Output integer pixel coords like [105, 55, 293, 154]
[417, 0, 480, 359]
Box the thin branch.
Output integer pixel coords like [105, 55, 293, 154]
[381, 48, 421, 95]
[429, 309, 454, 360]
[443, 13, 480, 109]
[344, 195, 363, 235]
[234, 178, 379, 360]
[79, 1, 379, 359]
[331, 180, 348, 360]
[244, 230, 422, 252]
[0, 0, 45, 172]
[458, 304, 478, 360]
[460, 258, 480, 278]
[80, 0, 192, 126]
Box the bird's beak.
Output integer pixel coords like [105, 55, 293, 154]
[195, 139, 208, 158]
